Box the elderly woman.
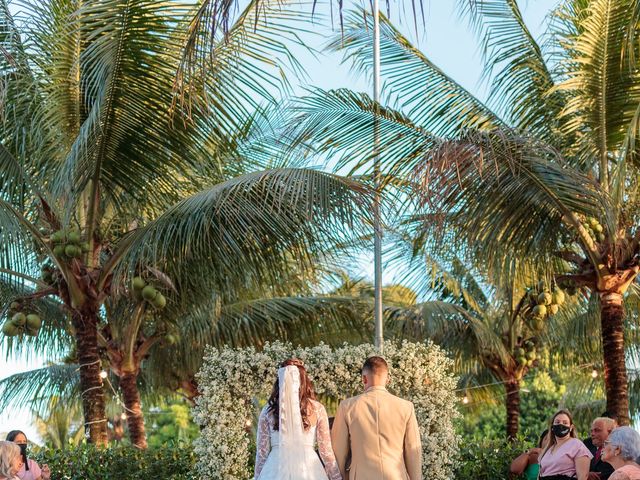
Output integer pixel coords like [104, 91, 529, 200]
[601, 427, 640, 480]
[0, 441, 23, 480]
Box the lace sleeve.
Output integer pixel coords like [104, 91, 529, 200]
[254, 406, 271, 479]
[315, 402, 342, 480]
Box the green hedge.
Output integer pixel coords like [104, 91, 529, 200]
[31, 437, 532, 480]
[33, 443, 197, 480]
[454, 436, 533, 480]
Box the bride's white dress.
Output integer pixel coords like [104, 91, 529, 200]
[254, 400, 341, 480]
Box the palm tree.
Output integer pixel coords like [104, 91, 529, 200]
[286, 0, 640, 424]
[0, 0, 373, 446]
[386, 243, 574, 439]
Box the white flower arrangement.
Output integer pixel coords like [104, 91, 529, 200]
[193, 340, 459, 480]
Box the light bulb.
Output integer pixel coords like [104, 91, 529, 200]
[462, 395, 469, 404]
[591, 369, 598, 378]
[99, 371, 108, 379]
[245, 419, 252, 427]
[120, 413, 127, 420]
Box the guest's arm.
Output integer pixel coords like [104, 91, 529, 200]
[576, 455, 591, 480]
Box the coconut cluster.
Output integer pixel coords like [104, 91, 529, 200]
[525, 282, 565, 332]
[514, 339, 538, 367]
[50, 228, 89, 260]
[581, 216, 605, 244]
[2, 302, 42, 337]
[131, 277, 167, 309]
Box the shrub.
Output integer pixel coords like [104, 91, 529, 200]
[32, 443, 197, 480]
[454, 436, 532, 480]
[194, 340, 460, 480]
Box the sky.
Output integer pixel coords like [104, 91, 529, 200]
[0, 0, 560, 443]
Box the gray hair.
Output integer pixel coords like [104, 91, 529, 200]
[608, 427, 640, 462]
[0, 440, 20, 478]
[593, 417, 617, 432]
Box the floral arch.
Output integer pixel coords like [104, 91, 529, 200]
[193, 340, 459, 480]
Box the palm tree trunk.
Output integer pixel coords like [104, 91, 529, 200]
[72, 310, 108, 446]
[505, 379, 520, 440]
[120, 371, 147, 449]
[599, 292, 630, 425]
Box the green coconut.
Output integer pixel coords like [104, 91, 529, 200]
[594, 223, 604, 233]
[537, 292, 552, 306]
[53, 245, 65, 257]
[142, 285, 158, 301]
[64, 244, 82, 258]
[2, 322, 19, 336]
[11, 312, 26, 326]
[515, 347, 525, 357]
[151, 293, 166, 309]
[67, 230, 81, 244]
[165, 334, 178, 345]
[9, 301, 20, 310]
[533, 318, 545, 331]
[132, 277, 146, 291]
[551, 289, 565, 305]
[81, 243, 91, 252]
[50, 231, 65, 244]
[548, 304, 559, 315]
[532, 304, 547, 318]
[26, 314, 42, 330]
[526, 350, 536, 360]
[516, 355, 527, 365]
[588, 217, 599, 227]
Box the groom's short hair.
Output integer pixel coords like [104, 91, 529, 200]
[362, 356, 388, 375]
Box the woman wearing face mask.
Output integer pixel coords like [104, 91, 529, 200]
[601, 426, 640, 479]
[0, 441, 23, 480]
[538, 409, 592, 480]
[5, 432, 50, 480]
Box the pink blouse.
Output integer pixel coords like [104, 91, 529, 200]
[539, 438, 592, 476]
[610, 464, 640, 480]
[16, 459, 41, 480]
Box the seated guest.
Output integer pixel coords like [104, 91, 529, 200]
[588, 417, 617, 480]
[539, 409, 592, 480]
[5, 432, 50, 480]
[0, 441, 22, 480]
[510, 430, 549, 480]
[601, 427, 640, 480]
[586, 412, 618, 452]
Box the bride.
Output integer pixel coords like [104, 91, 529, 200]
[254, 358, 342, 480]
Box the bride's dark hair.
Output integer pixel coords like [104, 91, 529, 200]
[267, 358, 316, 431]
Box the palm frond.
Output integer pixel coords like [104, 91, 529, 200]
[458, 0, 561, 138]
[328, 9, 502, 135]
[554, 0, 640, 183]
[412, 128, 613, 275]
[0, 363, 80, 414]
[143, 293, 373, 390]
[288, 88, 436, 178]
[107, 168, 373, 311]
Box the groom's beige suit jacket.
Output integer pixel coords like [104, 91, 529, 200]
[330, 386, 422, 480]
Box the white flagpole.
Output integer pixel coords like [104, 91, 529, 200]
[372, 0, 383, 353]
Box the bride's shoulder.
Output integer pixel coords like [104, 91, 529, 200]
[310, 399, 327, 413]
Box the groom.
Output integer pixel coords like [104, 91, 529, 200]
[331, 356, 422, 480]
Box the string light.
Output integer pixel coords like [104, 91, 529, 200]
[99, 370, 108, 379]
[121, 413, 127, 420]
[462, 395, 469, 404]
[591, 369, 599, 379]
[245, 419, 252, 427]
